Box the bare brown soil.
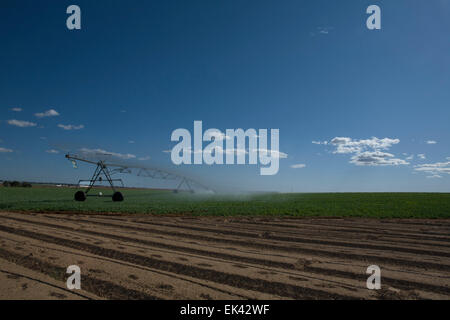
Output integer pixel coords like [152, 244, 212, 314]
[0, 212, 449, 300]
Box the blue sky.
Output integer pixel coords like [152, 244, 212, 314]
[1, 0, 449, 192]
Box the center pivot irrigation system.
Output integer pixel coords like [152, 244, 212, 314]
[65, 153, 213, 202]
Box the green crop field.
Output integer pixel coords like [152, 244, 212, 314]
[0, 186, 450, 218]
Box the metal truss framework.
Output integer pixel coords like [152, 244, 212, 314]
[66, 153, 211, 196]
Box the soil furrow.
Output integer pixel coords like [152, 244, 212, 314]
[184, 219, 450, 246]
[2, 214, 449, 272]
[0, 267, 93, 300]
[0, 247, 159, 300]
[137, 217, 450, 248]
[303, 266, 450, 296]
[1, 215, 294, 269]
[0, 223, 358, 300]
[5, 225, 445, 297]
[0, 233, 254, 299]
[2, 212, 449, 300]
[225, 219, 450, 241]
[124, 219, 450, 257]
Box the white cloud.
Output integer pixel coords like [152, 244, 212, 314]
[11, 107, 22, 112]
[0, 147, 13, 153]
[128, 140, 135, 144]
[35, 109, 59, 118]
[350, 151, 409, 166]
[426, 174, 442, 179]
[46, 149, 59, 154]
[417, 154, 426, 160]
[330, 137, 351, 145]
[426, 140, 437, 144]
[414, 161, 450, 176]
[253, 149, 288, 159]
[79, 148, 136, 160]
[138, 156, 150, 161]
[7, 119, 37, 127]
[317, 27, 333, 35]
[321, 136, 407, 167]
[330, 137, 400, 154]
[312, 140, 328, 145]
[291, 163, 306, 169]
[58, 124, 84, 130]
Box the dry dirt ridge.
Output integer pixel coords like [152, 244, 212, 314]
[0, 211, 449, 300]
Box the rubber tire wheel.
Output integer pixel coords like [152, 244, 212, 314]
[112, 191, 124, 202]
[74, 191, 86, 202]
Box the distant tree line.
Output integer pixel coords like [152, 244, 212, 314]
[2, 181, 32, 188]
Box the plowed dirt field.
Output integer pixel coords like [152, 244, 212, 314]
[0, 212, 449, 299]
